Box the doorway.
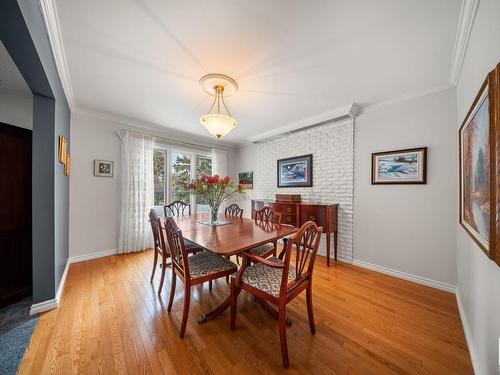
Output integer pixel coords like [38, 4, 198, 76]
[0, 122, 32, 308]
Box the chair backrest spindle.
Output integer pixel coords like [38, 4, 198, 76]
[164, 201, 191, 217]
[149, 209, 161, 251]
[254, 206, 282, 224]
[225, 203, 243, 217]
[162, 217, 190, 279]
[281, 221, 322, 293]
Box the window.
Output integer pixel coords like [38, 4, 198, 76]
[171, 151, 192, 204]
[153, 149, 167, 205]
[153, 147, 213, 211]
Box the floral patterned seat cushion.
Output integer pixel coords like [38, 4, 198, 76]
[241, 257, 297, 298]
[188, 251, 237, 280]
[247, 243, 275, 257]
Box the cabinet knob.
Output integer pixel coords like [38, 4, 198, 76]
[309, 216, 316, 221]
[286, 216, 292, 222]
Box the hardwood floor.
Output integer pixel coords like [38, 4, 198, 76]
[18, 250, 473, 374]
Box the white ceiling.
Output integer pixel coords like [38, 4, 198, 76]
[0, 41, 31, 97]
[56, 0, 461, 145]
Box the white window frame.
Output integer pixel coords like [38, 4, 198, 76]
[153, 142, 213, 214]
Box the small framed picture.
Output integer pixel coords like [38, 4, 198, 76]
[58, 135, 67, 164]
[94, 160, 114, 177]
[239, 171, 253, 189]
[371, 147, 427, 184]
[277, 154, 313, 188]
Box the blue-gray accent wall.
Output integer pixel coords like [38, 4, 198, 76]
[0, 0, 70, 303]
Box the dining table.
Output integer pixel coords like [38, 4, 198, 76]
[165, 212, 298, 324]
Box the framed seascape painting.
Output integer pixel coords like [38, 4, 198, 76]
[371, 147, 427, 184]
[277, 154, 313, 188]
[94, 160, 114, 177]
[239, 171, 253, 189]
[459, 63, 499, 266]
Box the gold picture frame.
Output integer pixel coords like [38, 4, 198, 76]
[459, 63, 500, 266]
[58, 135, 67, 164]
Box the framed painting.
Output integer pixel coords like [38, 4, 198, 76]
[58, 135, 67, 164]
[239, 171, 253, 189]
[459, 63, 499, 266]
[277, 154, 313, 188]
[94, 160, 114, 177]
[371, 147, 427, 184]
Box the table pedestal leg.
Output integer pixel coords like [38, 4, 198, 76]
[198, 296, 231, 324]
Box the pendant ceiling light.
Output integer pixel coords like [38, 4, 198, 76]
[199, 74, 238, 139]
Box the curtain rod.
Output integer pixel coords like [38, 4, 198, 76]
[120, 128, 228, 152]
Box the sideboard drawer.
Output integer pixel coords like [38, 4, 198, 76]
[282, 214, 296, 224]
[271, 203, 296, 214]
[300, 206, 326, 227]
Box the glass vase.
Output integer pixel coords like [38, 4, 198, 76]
[210, 204, 220, 225]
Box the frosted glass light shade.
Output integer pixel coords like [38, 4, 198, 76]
[200, 114, 237, 138]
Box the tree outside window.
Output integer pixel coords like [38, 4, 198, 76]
[196, 156, 213, 205]
[171, 152, 191, 203]
[153, 149, 166, 205]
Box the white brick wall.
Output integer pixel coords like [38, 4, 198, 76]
[252, 118, 354, 261]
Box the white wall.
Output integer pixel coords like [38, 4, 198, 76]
[233, 119, 355, 260]
[0, 92, 32, 129]
[354, 87, 458, 289]
[69, 112, 122, 258]
[455, 0, 500, 373]
[231, 142, 259, 215]
[69, 111, 238, 258]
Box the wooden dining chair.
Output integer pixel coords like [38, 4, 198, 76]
[230, 221, 323, 368]
[149, 209, 201, 295]
[162, 217, 238, 338]
[164, 200, 191, 217]
[225, 203, 243, 218]
[245, 206, 282, 259]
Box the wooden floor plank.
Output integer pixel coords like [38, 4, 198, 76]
[19, 250, 473, 374]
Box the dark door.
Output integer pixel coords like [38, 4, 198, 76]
[0, 122, 32, 308]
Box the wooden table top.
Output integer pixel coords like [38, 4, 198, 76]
[165, 213, 298, 256]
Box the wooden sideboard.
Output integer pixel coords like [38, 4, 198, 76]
[251, 199, 338, 266]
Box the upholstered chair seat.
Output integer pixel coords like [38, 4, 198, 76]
[240, 257, 297, 298]
[188, 251, 237, 280]
[247, 243, 275, 257]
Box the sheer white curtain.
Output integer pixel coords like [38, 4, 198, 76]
[212, 148, 227, 176]
[118, 130, 154, 253]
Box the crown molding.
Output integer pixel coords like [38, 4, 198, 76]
[248, 103, 359, 143]
[38, 0, 75, 109]
[73, 107, 239, 149]
[360, 83, 455, 115]
[448, 0, 479, 85]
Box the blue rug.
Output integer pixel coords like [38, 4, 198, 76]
[0, 298, 38, 375]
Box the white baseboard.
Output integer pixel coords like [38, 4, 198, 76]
[455, 290, 482, 375]
[29, 298, 58, 315]
[352, 258, 456, 293]
[30, 259, 71, 315]
[68, 248, 119, 264]
[55, 260, 69, 302]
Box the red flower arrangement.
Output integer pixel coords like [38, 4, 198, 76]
[188, 175, 245, 224]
